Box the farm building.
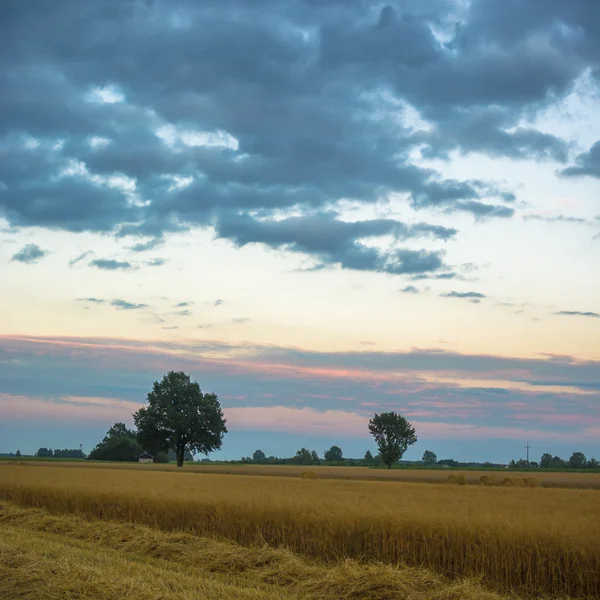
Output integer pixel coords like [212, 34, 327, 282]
[138, 452, 154, 464]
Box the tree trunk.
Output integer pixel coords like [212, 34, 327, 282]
[387, 462, 391, 470]
[176, 446, 184, 468]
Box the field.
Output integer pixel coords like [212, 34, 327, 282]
[1, 462, 600, 599]
[4, 458, 600, 488]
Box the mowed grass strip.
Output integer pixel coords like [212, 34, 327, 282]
[1, 465, 599, 598]
[0, 501, 509, 600]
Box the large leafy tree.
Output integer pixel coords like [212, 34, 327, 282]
[368, 412, 417, 469]
[134, 371, 227, 467]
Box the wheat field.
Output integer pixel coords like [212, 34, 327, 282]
[9, 459, 600, 487]
[1, 462, 599, 598]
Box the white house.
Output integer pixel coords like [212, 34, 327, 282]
[138, 452, 154, 464]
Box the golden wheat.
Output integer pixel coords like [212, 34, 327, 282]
[13, 459, 600, 488]
[1, 463, 599, 597]
[0, 501, 512, 600]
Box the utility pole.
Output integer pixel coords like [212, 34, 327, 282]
[525, 442, 531, 467]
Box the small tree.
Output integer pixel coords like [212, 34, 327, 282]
[294, 447, 313, 465]
[587, 457, 599, 469]
[364, 449, 374, 465]
[540, 453, 553, 468]
[569, 452, 587, 469]
[368, 412, 417, 469]
[324, 445, 343, 462]
[253, 449, 266, 463]
[15, 450, 21, 458]
[422, 450, 437, 466]
[134, 371, 227, 467]
[311, 450, 320, 464]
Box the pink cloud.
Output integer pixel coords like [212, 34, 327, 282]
[0, 393, 138, 424]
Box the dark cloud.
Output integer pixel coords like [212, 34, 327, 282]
[11, 243, 46, 263]
[400, 285, 420, 294]
[175, 302, 191, 308]
[76, 297, 105, 304]
[110, 299, 148, 311]
[89, 258, 133, 271]
[174, 309, 192, 317]
[561, 142, 600, 179]
[555, 311, 600, 319]
[3, 0, 599, 275]
[216, 212, 452, 275]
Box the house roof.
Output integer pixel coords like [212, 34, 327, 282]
[139, 452, 154, 459]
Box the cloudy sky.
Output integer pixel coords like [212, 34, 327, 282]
[1, 0, 599, 462]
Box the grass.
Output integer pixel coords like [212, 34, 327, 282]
[1, 462, 599, 597]
[0, 501, 513, 600]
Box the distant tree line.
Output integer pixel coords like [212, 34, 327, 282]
[35, 448, 86, 458]
[509, 452, 599, 470]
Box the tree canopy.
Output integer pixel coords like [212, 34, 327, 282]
[134, 371, 227, 467]
[324, 445, 343, 462]
[422, 450, 437, 466]
[368, 412, 417, 469]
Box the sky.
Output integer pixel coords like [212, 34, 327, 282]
[1, 0, 599, 463]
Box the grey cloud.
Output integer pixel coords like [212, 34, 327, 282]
[216, 211, 451, 275]
[561, 141, 600, 179]
[555, 311, 600, 319]
[110, 299, 149, 311]
[400, 285, 420, 294]
[89, 258, 133, 270]
[214, 299, 224, 307]
[233, 317, 251, 324]
[76, 297, 105, 304]
[129, 238, 163, 253]
[11, 243, 46, 264]
[524, 214, 587, 223]
[69, 250, 92, 266]
[441, 291, 486, 299]
[175, 309, 192, 317]
[146, 257, 166, 267]
[175, 302, 191, 308]
[1, 0, 546, 249]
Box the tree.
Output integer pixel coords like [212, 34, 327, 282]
[134, 371, 227, 467]
[569, 452, 587, 470]
[422, 450, 437, 466]
[253, 449, 266, 463]
[540, 453, 554, 469]
[364, 449, 374, 465]
[324, 445, 343, 462]
[310, 450, 320, 464]
[294, 447, 313, 465]
[587, 457, 599, 469]
[15, 450, 21, 458]
[35, 448, 53, 458]
[368, 412, 417, 469]
[88, 437, 139, 462]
